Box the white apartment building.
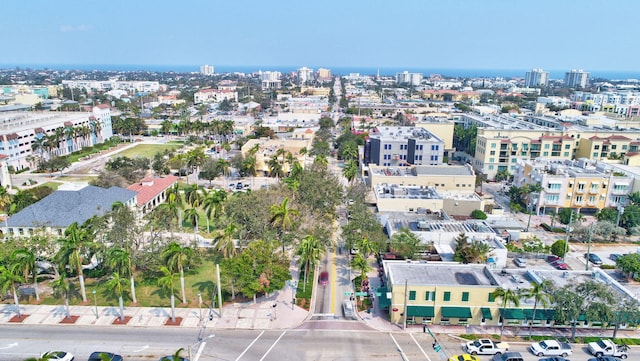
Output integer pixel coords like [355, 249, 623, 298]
[259, 71, 282, 90]
[194, 88, 238, 104]
[297, 67, 314, 84]
[200, 64, 215, 75]
[565, 69, 590, 88]
[61, 80, 161, 93]
[524, 68, 549, 87]
[396, 71, 423, 86]
[365, 126, 445, 167]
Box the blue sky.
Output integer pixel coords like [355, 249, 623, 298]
[3, 0, 639, 71]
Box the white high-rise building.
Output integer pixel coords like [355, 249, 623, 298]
[565, 69, 590, 88]
[524, 68, 549, 87]
[395, 71, 423, 86]
[200, 64, 215, 76]
[298, 67, 314, 84]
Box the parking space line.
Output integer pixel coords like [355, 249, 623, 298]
[235, 330, 265, 361]
[389, 333, 410, 361]
[259, 330, 287, 361]
[409, 333, 432, 361]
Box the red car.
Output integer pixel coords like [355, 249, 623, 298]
[319, 271, 329, 286]
[551, 260, 569, 270]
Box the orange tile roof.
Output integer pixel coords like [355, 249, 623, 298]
[127, 175, 178, 206]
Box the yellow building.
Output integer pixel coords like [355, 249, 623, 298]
[518, 158, 634, 213]
[241, 138, 312, 175]
[368, 164, 475, 192]
[415, 119, 455, 151]
[575, 135, 632, 159]
[381, 261, 637, 329]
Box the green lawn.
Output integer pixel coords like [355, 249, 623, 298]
[34, 257, 222, 309]
[113, 144, 183, 159]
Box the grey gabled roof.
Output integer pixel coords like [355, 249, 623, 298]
[7, 185, 137, 228]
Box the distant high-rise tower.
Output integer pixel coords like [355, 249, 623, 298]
[316, 68, 332, 82]
[297, 66, 314, 84]
[524, 68, 549, 87]
[395, 71, 423, 86]
[200, 64, 215, 76]
[564, 69, 589, 88]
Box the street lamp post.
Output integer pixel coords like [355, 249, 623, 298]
[92, 289, 98, 319]
[617, 205, 625, 228]
[525, 193, 539, 232]
[197, 292, 203, 322]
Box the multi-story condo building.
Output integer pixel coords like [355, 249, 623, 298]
[564, 69, 590, 88]
[194, 88, 238, 104]
[297, 67, 314, 84]
[61, 80, 161, 93]
[364, 126, 445, 167]
[259, 71, 282, 90]
[515, 158, 634, 215]
[316, 68, 332, 82]
[524, 68, 549, 88]
[240, 138, 312, 176]
[461, 113, 640, 180]
[200, 64, 215, 75]
[0, 106, 113, 173]
[395, 71, 423, 86]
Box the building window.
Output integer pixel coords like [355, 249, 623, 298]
[488, 293, 495, 302]
[409, 291, 416, 301]
[490, 150, 495, 155]
[565, 144, 571, 149]
[594, 145, 600, 150]
[544, 144, 550, 149]
[564, 152, 569, 157]
[548, 183, 561, 190]
[425, 291, 436, 301]
[543, 151, 549, 156]
[443, 292, 451, 301]
[491, 143, 496, 148]
[546, 194, 559, 202]
[462, 292, 469, 302]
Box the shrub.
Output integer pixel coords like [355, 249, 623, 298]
[471, 209, 487, 220]
[540, 223, 552, 231]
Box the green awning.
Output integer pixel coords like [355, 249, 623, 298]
[407, 306, 435, 317]
[500, 308, 526, 320]
[377, 286, 391, 309]
[524, 309, 555, 320]
[441, 307, 472, 318]
[481, 307, 493, 320]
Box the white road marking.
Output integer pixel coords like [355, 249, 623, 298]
[259, 330, 287, 361]
[235, 330, 265, 361]
[132, 345, 149, 352]
[410, 333, 432, 361]
[0, 343, 18, 350]
[389, 333, 410, 361]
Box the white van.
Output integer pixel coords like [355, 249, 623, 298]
[514, 258, 527, 268]
[342, 300, 356, 320]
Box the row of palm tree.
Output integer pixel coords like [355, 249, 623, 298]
[159, 118, 235, 138]
[30, 121, 103, 162]
[493, 279, 554, 339]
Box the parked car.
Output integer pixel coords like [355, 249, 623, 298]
[513, 258, 527, 268]
[538, 358, 571, 361]
[88, 352, 123, 361]
[42, 351, 74, 361]
[551, 260, 569, 270]
[546, 255, 561, 263]
[529, 340, 572, 357]
[448, 355, 480, 361]
[588, 339, 629, 358]
[587, 357, 623, 361]
[342, 299, 356, 320]
[159, 356, 188, 361]
[491, 352, 524, 361]
[585, 253, 603, 265]
[609, 254, 622, 262]
[235, 183, 243, 190]
[464, 339, 509, 355]
[319, 271, 329, 286]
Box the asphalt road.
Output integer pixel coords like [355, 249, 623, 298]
[2, 325, 638, 361]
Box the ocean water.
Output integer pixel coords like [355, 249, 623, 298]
[2, 63, 640, 81]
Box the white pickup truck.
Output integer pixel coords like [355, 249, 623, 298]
[464, 339, 510, 355]
[529, 339, 572, 357]
[588, 339, 629, 359]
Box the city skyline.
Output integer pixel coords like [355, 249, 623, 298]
[3, 0, 640, 72]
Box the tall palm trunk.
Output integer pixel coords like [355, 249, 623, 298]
[180, 269, 186, 304]
[64, 295, 70, 319]
[78, 272, 87, 303]
[118, 296, 125, 321]
[12, 285, 21, 318]
[33, 278, 40, 302]
[130, 277, 137, 304]
[529, 300, 538, 338]
[170, 294, 176, 322]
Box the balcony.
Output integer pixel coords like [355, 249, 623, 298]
[575, 189, 586, 194]
[588, 189, 599, 195]
[546, 188, 561, 193]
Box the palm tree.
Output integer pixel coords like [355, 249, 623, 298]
[0, 265, 24, 318]
[356, 237, 376, 260]
[162, 242, 193, 304]
[493, 287, 522, 339]
[50, 272, 72, 320]
[213, 223, 238, 259]
[342, 159, 358, 183]
[267, 155, 284, 178]
[158, 266, 178, 323]
[105, 248, 137, 304]
[183, 207, 199, 234]
[296, 235, 323, 291]
[350, 253, 370, 282]
[105, 272, 128, 322]
[11, 248, 39, 301]
[522, 280, 553, 338]
[270, 197, 299, 253]
[201, 189, 226, 232]
[56, 222, 92, 303]
[165, 348, 187, 361]
[313, 154, 328, 170]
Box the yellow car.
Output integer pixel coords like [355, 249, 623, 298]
[449, 355, 480, 361]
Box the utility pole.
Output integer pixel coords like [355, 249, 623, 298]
[216, 264, 223, 317]
[585, 222, 594, 271]
[402, 279, 408, 330]
[563, 211, 574, 262]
